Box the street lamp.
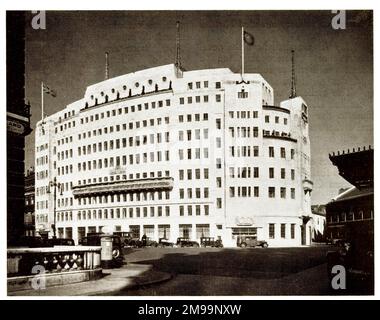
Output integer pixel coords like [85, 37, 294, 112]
[47, 177, 63, 239]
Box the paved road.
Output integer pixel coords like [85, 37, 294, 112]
[117, 246, 333, 295]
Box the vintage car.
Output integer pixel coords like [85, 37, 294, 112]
[79, 233, 124, 266]
[200, 237, 223, 248]
[157, 238, 175, 248]
[176, 237, 200, 248]
[142, 236, 158, 247]
[45, 238, 75, 246]
[237, 236, 268, 248]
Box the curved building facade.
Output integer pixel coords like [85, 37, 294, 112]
[35, 64, 313, 247]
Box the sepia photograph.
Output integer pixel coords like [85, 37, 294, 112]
[6, 9, 373, 297]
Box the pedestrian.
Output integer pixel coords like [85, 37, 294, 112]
[142, 234, 147, 247]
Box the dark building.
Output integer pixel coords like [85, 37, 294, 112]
[24, 168, 35, 236]
[7, 11, 32, 245]
[326, 147, 374, 247]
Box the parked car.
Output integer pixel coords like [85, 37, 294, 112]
[326, 237, 345, 246]
[79, 233, 123, 267]
[143, 237, 158, 247]
[176, 237, 200, 248]
[200, 237, 223, 248]
[157, 238, 174, 248]
[45, 238, 75, 246]
[237, 236, 268, 248]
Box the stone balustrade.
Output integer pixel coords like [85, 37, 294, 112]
[7, 246, 101, 277]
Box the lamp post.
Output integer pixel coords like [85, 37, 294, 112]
[47, 177, 63, 239]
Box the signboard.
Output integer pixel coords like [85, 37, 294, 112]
[7, 119, 25, 135]
[235, 217, 254, 226]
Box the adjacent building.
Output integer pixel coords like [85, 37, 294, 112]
[326, 147, 374, 247]
[25, 168, 35, 236]
[7, 11, 32, 245]
[35, 63, 313, 247]
[311, 204, 326, 242]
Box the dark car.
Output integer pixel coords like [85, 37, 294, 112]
[79, 233, 123, 267]
[176, 237, 200, 248]
[237, 236, 268, 248]
[157, 238, 174, 248]
[45, 238, 75, 246]
[200, 237, 223, 248]
[142, 237, 158, 247]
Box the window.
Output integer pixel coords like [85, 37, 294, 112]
[280, 187, 286, 199]
[281, 224, 286, 238]
[216, 177, 222, 188]
[215, 82, 221, 89]
[216, 158, 222, 169]
[269, 168, 274, 178]
[216, 119, 221, 129]
[216, 94, 221, 102]
[275, 116, 279, 123]
[253, 167, 259, 178]
[281, 168, 286, 179]
[291, 188, 295, 199]
[269, 224, 275, 239]
[291, 224, 295, 239]
[229, 187, 235, 198]
[253, 146, 259, 157]
[291, 149, 295, 159]
[269, 146, 274, 157]
[217, 198, 222, 209]
[254, 186, 259, 197]
[265, 115, 270, 123]
[253, 127, 258, 137]
[281, 147, 286, 159]
[268, 187, 275, 198]
[291, 169, 295, 180]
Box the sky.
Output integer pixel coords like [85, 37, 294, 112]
[23, 10, 373, 205]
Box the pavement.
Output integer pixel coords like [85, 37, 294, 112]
[8, 263, 172, 296]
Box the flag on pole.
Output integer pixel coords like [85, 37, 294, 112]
[42, 83, 57, 97]
[243, 30, 254, 46]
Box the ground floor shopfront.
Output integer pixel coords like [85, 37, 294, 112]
[56, 216, 313, 247]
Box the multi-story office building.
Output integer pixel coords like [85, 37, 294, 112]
[35, 64, 313, 247]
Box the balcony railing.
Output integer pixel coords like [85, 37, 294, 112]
[72, 177, 174, 198]
[262, 130, 297, 143]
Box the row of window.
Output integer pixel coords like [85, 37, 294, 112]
[230, 186, 296, 199]
[187, 80, 214, 90]
[77, 116, 170, 141]
[178, 168, 209, 180]
[269, 223, 296, 239]
[76, 206, 172, 221]
[265, 115, 288, 125]
[77, 151, 171, 172]
[179, 94, 222, 104]
[229, 167, 295, 180]
[77, 190, 171, 206]
[179, 188, 210, 199]
[77, 133, 170, 157]
[229, 126, 259, 138]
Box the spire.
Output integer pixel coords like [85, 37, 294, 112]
[105, 51, 109, 80]
[175, 21, 182, 77]
[289, 49, 297, 98]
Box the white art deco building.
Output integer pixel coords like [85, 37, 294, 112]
[35, 64, 313, 247]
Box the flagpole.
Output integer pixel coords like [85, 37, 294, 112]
[241, 26, 244, 77]
[41, 81, 44, 121]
